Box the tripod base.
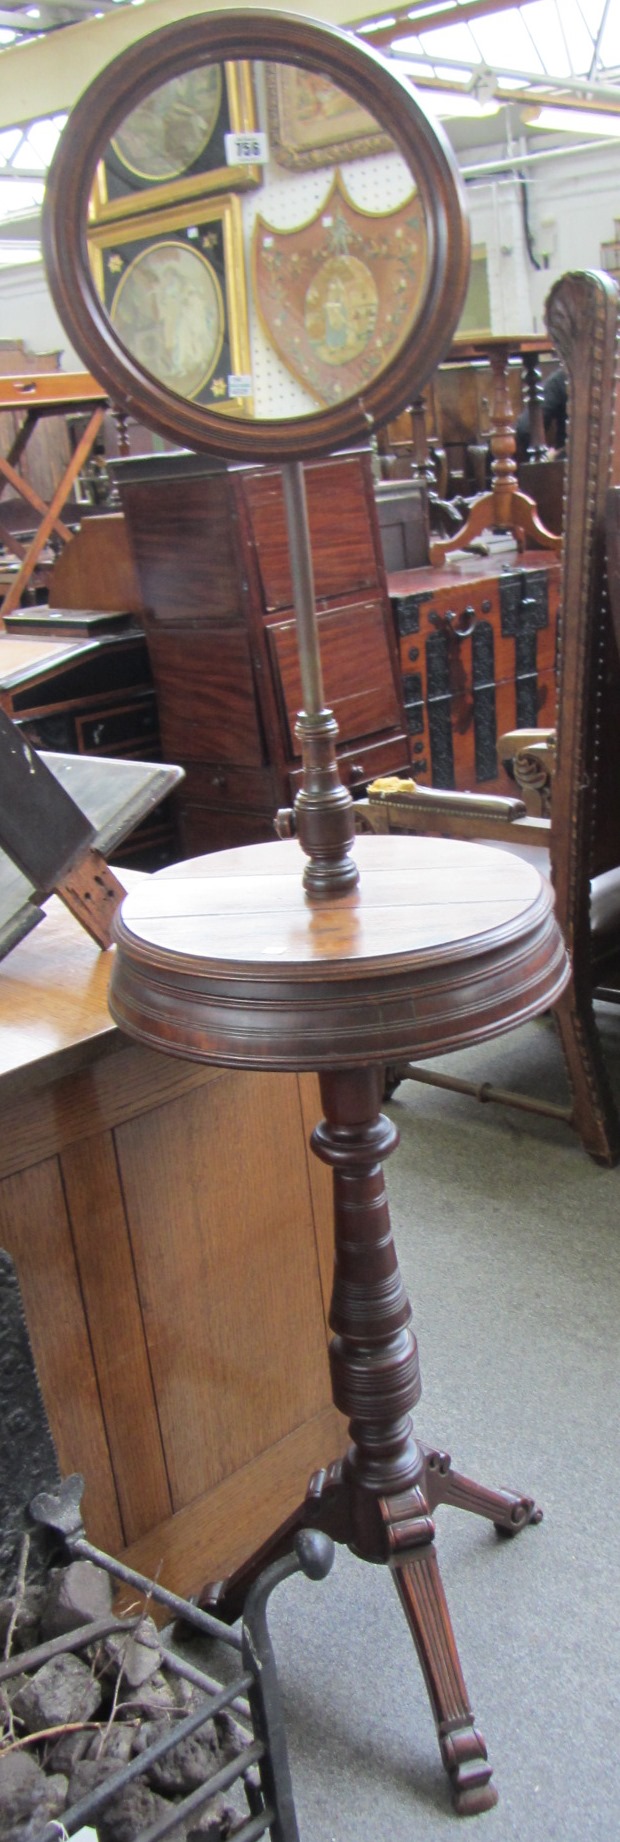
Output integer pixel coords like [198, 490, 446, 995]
[204, 1432, 540, 1814]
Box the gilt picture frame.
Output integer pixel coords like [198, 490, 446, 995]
[265, 62, 395, 171]
[88, 193, 253, 416]
[89, 61, 260, 224]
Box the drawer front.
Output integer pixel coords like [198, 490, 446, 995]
[267, 599, 404, 758]
[289, 733, 409, 795]
[237, 455, 380, 613]
[179, 759, 281, 814]
[77, 696, 159, 755]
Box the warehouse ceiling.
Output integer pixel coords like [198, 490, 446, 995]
[0, 0, 618, 256]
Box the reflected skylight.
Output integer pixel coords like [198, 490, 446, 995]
[380, 0, 620, 84]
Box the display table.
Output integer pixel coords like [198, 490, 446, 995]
[0, 890, 345, 1594]
[109, 832, 569, 1814]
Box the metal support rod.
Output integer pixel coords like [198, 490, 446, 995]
[278, 460, 358, 897]
[281, 461, 324, 716]
[403, 1062, 573, 1122]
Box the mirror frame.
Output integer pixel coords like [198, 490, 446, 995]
[43, 7, 470, 462]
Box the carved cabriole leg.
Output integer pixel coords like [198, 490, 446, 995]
[313, 1068, 497, 1812]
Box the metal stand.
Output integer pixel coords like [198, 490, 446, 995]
[16, 1476, 334, 1842]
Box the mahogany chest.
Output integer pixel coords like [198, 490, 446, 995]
[114, 447, 409, 856]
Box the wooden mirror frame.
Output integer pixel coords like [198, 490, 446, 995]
[43, 7, 470, 462]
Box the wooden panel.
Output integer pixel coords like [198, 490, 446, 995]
[298, 1072, 335, 1326]
[0, 1041, 224, 1179]
[115, 1070, 334, 1510]
[122, 472, 241, 626]
[122, 1406, 348, 1600]
[237, 456, 381, 612]
[61, 1132, 172, 1546]
[267, 599, 403, 756]
[375, 479, 429, 573]
[48, 513, 144, 614]
[147, 627, 265, 765]
[0, 1157, 123, 1552]
[397, 574, 557, 688]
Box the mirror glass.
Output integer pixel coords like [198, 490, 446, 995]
[43, 13, 469, 459]
[85, 59, 431, 424]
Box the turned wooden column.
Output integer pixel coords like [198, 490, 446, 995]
[521, 349, 549, 460]
[314, 1065, 422, 1554]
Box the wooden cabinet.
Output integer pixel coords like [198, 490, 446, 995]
[0, 626, 168, 865]
[113, 447, 409, 855]
[0, 895, 345, 1599]
[389, 553, 561, 795]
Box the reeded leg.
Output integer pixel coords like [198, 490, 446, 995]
[421, 1445, 542, 1534]
[383, 1488, 497, 1814]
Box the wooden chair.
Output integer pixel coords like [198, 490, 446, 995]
[362, 269, 620, 1164]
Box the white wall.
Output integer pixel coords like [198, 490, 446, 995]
[0, 260, 83, 367]
[462, 138, 620, 337]
[1, 139, 618, 373]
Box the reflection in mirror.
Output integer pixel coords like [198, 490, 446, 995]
[86, 60, 430, 422]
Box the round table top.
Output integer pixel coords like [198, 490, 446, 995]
[109, 834, 570, 1071]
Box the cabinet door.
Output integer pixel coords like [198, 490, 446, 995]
[267, 599, 404, 757]
[237, 456, 381, 613]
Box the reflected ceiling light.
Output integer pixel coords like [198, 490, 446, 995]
[426, 90, 502, 119]
[525, 105, 620, 137]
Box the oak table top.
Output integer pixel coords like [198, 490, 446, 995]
[0, 870, 145, 1098]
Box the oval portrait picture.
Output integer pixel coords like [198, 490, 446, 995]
[110, 67, 223, 183]
[110, 239, 225, 400]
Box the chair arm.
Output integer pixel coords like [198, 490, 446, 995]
[357, 776, 547, 845]
[367, 776, 527, 820]
[498, 729, 556, 816]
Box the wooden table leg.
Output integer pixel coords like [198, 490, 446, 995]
[0, 406, 105, 618]
[206, 1060, 542, 1814]
[429, 343, 560, 565]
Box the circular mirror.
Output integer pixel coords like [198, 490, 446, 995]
[43, 10, 470, 462]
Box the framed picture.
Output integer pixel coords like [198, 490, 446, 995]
[252, 171, 426, 408]
[88, 194, 253, 415]
[90, 61, 260, 223]
[265, 63, 395, 170]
